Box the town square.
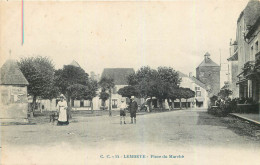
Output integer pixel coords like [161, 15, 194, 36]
[0, 0, 260, 165]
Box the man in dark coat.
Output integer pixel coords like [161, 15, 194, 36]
[129, 96, 138, 124]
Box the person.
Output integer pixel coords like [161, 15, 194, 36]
[120, 99, 127, 125]
[56, 94, 69, 126]
[129, 96, 138, 124]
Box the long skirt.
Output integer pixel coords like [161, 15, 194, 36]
[57, 108, 69, 125]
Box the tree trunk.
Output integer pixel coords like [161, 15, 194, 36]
[109, 90, 112, 116]
[179, 98, 182, 109]
[167, 99, 171, 111]
[66, 95, 72, 119]
[91, 99, 94, 114]
[186, 99, 188, 109]
[31, 96, 37, 117]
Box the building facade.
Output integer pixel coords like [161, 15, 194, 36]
[177, 71, 209, 108]
[0, 60, 29, 122]
[101, 68, 135, 110]
[228, 40, 239, 98]
[229, 0, 260, 102]
[196, 52, 220, 97]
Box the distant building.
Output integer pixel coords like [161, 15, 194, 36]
[177, 71, 209, 108]
[228, 0, 260, 102]
[196, 52, 220, 97]
[0, 60, 29, 122]
[101, 68, 135, 110]
[90, 71, 100, 82]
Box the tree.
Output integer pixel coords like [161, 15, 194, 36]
[99, 90, 110, 110]
[18, 56, 56, 116]
[218, 89, 233, 100]
[173, 87, 186, 109]
[154, 67, 181, 108]
[99, 77, 115, 116]
[54, 65, 98, 116]
[182, 88, 195, 108]
[117, 86, 138, 98]
[127, 66, 181, 110]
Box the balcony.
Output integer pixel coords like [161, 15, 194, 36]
[243, 60, 255, 76]
[255, 51, 260, 71]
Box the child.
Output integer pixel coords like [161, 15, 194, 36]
[120, 99, 127, 124]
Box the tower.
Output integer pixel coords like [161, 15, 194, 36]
[196, 52, 220, 97]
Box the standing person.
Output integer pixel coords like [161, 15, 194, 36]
[120, 99, 127, 125]
[129, 96, 138, 124]
[56, 94, 69, 126]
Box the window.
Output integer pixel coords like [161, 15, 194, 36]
[195, 87, 200, 91]
[255, 41, 259, 53]
[251, 46, 254, 60]
[196, 91, 201, 97]
[112, 99, 118, 108]
[80, 100, 84, 107]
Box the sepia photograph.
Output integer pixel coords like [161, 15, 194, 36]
[0, 0, 260, 164]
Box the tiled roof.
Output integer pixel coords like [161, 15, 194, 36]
[69, 60, 81, 67]
[0, 60, 29, 85]
[177, 71, 188, 78]
[101, 68, 135, 85]
[189, 76, 207, 89]
[177, 71, 206, 89]
[243, 0, 260, 26]
[197, 53, 219, 67]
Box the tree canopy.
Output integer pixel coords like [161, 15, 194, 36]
[18, 56, 56, 100]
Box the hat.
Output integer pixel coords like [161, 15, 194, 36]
[131, 96, 135, 99]
[60, 94, 65, 98]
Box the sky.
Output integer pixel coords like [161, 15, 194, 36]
[0, 0, 249, 86]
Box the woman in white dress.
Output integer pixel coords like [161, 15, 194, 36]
[57, 94, 69, 125]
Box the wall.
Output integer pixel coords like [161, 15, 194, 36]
[230, 61, 239, 98]
[0, 85, 28, 121]
[196, 66, 220, 97]
[179, 76, 208, 108]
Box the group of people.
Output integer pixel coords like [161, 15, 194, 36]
[119, 96, 138, 125]
[55, 95, 138, 126]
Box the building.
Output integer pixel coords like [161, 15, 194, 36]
[101, 68, 135, 110]
[177, 71, 209, 108]
[229, 0, 260, 102]
[227, 40, 239, 98]
[196, 52, 220, 97]
[0, 60, 29, 122]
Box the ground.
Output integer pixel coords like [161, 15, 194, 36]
[1, 109, 260, 165]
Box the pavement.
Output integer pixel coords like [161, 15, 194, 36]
[230, 113, 260, 124]
[1, 109, 260, 165]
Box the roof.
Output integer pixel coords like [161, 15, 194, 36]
[177, 71, 188, 78]
[177, 71, 206, 89]
[69, 60, 81, 67]
[190, 76, 207, 89]
[0, 60, 29, 85]
[197, 52, 220, 67]
[227, 49, 238, 61]
[244, 0, 260, 26]
[101, 68, 135, 85]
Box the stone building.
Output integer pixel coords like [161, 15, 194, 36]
[101, 68, 135, 110]
[0, 60, 29, 122]
[177, 71, 209, 108]
[228, 0, 260, 102]
[196, 52, 220, 97]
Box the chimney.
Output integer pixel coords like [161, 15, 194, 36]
[189, 72, 193, 78]
[204, 52, 210, 62]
